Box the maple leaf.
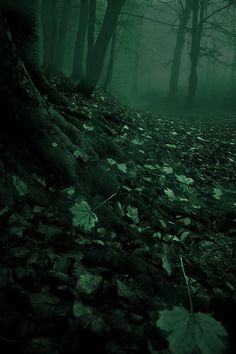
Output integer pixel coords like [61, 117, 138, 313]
[70, 201, 98, 231]
[156, 306, 227, 354]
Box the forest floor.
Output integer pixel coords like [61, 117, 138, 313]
[0, 80, 236, 354]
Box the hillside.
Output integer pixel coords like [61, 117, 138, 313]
[0, 81, 236, 354]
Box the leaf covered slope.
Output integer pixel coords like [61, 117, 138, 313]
[0, 83, 236, 354]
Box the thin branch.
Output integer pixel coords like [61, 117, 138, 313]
[200, 2, 235, 27]
[120, 11, 179, 28]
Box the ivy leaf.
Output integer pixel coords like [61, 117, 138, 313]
[156, 306, 227, 354]
[70, 201, 98, 230]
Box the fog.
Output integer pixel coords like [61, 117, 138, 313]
[38, 0, 236, 115]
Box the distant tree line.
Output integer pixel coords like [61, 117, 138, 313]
[1, 0, 236, 107]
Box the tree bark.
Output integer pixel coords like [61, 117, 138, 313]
[1, 0, 40, 66]
[230, 4, 236, 93]
[72, 0, 89, 81]
[0, 9, 82, 186]
[83, 0, 125, 95]
[55, 0, 72, 73]
[42, 0, 58, 74]
[103, 30, 117, 92]
[86, 0, 96, 72]
[168, 0, 191, 101]
[186, 0, 206, 109]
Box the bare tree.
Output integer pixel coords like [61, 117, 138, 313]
[72, 0, 125, 96]
[54, 0, 73, 72]
[42, 0, 59, 73]
[168, 0, 191, 100]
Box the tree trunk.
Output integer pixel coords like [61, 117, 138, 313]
[168, 0, 191, 101]
[0, 9, 83, 186]
[1, 0, 40, 66]
[72, 0, 89, 81]
[103, 30, 117, 92]
[230, 4, 236, 93]
[83, 0, 125, 95]
[55, 0, 72, 73]
[86, 0, 96, 72]
[42, 0, 58, 74]
[186, 0, 206, 109]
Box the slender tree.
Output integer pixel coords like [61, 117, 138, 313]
[72, 0, 125, 95]
[72, 0, 89, 81]
[168, 0, 191, 100]
[54, 0, 73, 73]
[230, 3, 236, 92]
[185, 0, 236, 108]
[86, 0, 96, 72]
[42, 0, 59, 74]
[186, 0, 207, 108]
[84, 0, 125, 95]
[103, 30, 117, 91]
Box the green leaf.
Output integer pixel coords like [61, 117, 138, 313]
[183, 217, 191, 226]
[73, 301, 93, 318]
[126, 205, 139, 224]
[163, 166, 173, 174]
[144, 164, 156, 170]
[180, 231, 191, 242]
[165, 144, 177, 149]
[83, 123, 94, 131]
[107, 158, 117, 166]
[117, 279, 133, 299]
[175, 175, 194, 185]
[73, 148, 89, 161]
[70, 201, 98, 230]
[161, 255, 172, 276]
[107, 158, 127, 173]
[117, 163, 127, 173]
[156, 306, 227, 354]
[76, 273, 102, 294]
[12, 176, 28, 197]
[164, 188, 176, 201]
[131, 138, 143, 145]
[212, 188, 223, 200]
[61, 186, 76, 196]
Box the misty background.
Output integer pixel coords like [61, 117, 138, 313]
[36, 0, 236, 113]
